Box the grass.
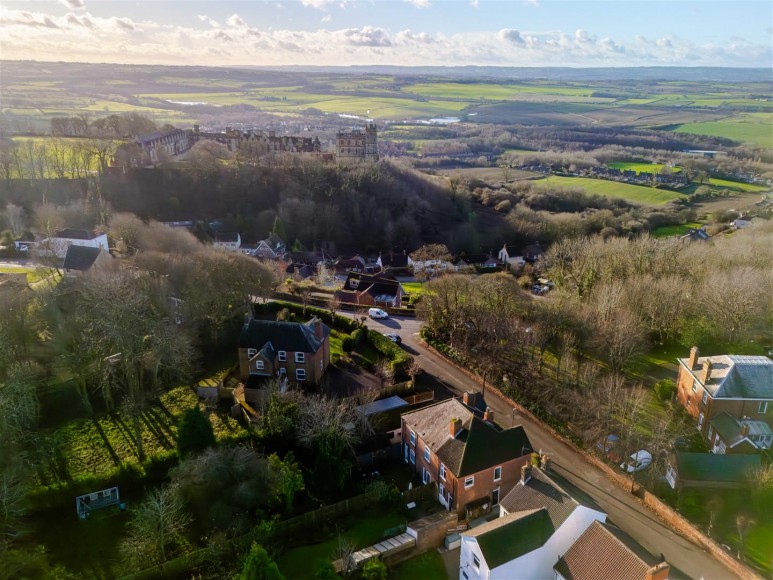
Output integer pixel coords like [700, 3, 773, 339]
[608, 162, 681, 175]
[650, 222, 703, 237]
[390, 551, 447, 579]
[38, 386, 248, 486]
[404, 82, 596, 99]
[276, 508, 404, 579]
[706, 178, 768, 193]
[537, 176, 684, 205]
[401, 282, 427, 297]
[675, 119, 773, 148]
[0, 265, 51, 283]
[745, 521, 773, 575]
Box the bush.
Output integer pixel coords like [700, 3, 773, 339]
[176, 407, 216, 457]
[368, 331, 411, 375]
[361, 558, 387, 580]
[341, 336, 354, 353]
[654, 379, 677, 402]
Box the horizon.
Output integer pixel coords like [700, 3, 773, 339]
[1, 0, 771, 68]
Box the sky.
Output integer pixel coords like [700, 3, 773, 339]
[1, 0, 772, 68]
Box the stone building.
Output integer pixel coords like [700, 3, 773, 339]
[336, 123, 378, 161]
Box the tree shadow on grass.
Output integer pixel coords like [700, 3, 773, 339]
[92, 418, 123, 467]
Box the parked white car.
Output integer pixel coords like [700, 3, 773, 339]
[620, 450, 652, 473]
[368, 308, 389, 319]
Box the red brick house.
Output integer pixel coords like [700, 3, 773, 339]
[400, 398, 532, 519]
[336, 271, 406, 308]
[676, 347, 773, 442]
[238, 316, 330, 384]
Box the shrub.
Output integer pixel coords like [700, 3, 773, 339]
[368, 331, 411, 375]
[361, 558, 387, 580]
[341, 336, 354, 353]
[176, 407, 216, 457]
[654, 379, 677, 402]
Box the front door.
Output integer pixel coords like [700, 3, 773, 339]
[492, 487, 500, 505]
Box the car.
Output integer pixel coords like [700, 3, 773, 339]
[620, 450, 652, 473]
[368, 308, 389, 319]
[384, 333, 401, 344]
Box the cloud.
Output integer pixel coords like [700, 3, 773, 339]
[59, 0, 86, 9]
[66, 13, 94, 28]
[525, 0, 539, 6]
[498, 28, 524, 44]
[226, 14, 247, 28]
[405, 0, 431, 8]
[321, 15, 332, 23]
[197, 14, 219, 28]
[396, 30, 434, 44]
[470, 0, 479, 7]
[339, 26, 392, 47]
[111, 16, 137, 31]
[301, 0, 336, 8]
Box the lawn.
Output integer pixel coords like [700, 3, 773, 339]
[537, 176, 684, 205]
[650, 222, 703, 238]
[401, 282, 427, 297]
[37, 386, 248, 486]
[390, 551, 447, 579]
[608, 162, 681, 174]
[276, 508, 405, 579]
[0, 264, 52, 284]
[706, 178, 768, 193]
[675, 120, 773, 148]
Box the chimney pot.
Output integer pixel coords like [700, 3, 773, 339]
[688, 346, 700, 370]
[483, 407, 494, 422]
[740, 422, 750, 437]
[645, 561, 670, 580]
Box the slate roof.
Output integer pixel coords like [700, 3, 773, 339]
[463, 508, 554, 570]
[499, 468, 579, 528]
[55, 228, 99, 240]
[553, 521, 664, 580]
[260, 234, 286, 253]
[710, 412, 773, 448]
[62, 245, 102, 271]
[379, 252, 409, 268]
[286, 263, 316, 279]
[214, 232, 240, 243]
[678, 355, 773, 399]
[402, 398, 532, 477]
[238, 318, 330, 353]
[674, 451, 761, 484]
[290, 251, 326, 265]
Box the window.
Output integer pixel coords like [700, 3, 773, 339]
[409, 430, 416, 446]
[247, 348, 257, 358]
[494, 466, 502, 481]
[686, 399, 691, 409]
[409, 449, 415, 464]
[702, 391, 708, 405]
[440, 464, 446, 481]
[279, 367, 286, 376]
[422, 468, 430, 484]
[473, 554, 480, 570]
[707, 426, 713, 441]
[277, 351, 287, 362]
[462, 572, 468, 580]
[295, 368, 306, 381]
[698, 412, 704, 428]
[320, 359, 324, 372]
[691, 378, 698, 393]
[424, 447, 431, 462]
[255, 360, 264, 370]
[464, 476, 474, 489]
[295, 352, 305, 363]
[759, 401, 769, 414]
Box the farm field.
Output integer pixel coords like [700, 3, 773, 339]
[650, 222, 703, 238]
[675, 117, 773, 148]
[435, 166, 538, 182]
[536, 176, 684, 205]
[706, 178, 768, 193]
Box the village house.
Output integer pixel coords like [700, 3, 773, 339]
[212, 232, 241, 251]
[676, 347, 773, 442]
[38, 228, 109, 259]
[252, 234, 288, 261]
[135, 129, 190, 166]
[237, 316, 330, 385]
[401, 397, 533, 518]
[62, 245, 112, 277]
[706, 412, 773, 453]
[376, 252, 412, 271]
[336, 271, 406, 309]
[496, 245, 526, 271]
[666, 451, 761, 492]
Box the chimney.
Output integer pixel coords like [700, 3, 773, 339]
[520, 463, 533, 485]
[463, 391, 476, 406]
[700, 359, 712, 384]
[450, 417, 463, 439]
[310, 316, 324, 340]
[483, 407, 494, 422]
[740, 422, 750, 438]
[645, 562, 670, 580]
[688, 346, 700, 370]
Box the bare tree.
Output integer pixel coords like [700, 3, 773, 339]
[4, 204, 26, 238]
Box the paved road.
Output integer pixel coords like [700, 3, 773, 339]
[364, 314, 739, 580]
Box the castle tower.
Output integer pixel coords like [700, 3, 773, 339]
[365, 123, 378, 161]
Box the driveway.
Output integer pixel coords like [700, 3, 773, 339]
[362, 313, 740, 580]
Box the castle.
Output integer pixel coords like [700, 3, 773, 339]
[335, 124, 378, 162]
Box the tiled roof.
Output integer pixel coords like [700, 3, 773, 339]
[62, 245, 102, 271]
[553, 520, 664, 580]
[679, 355, 773, 399]
[499, 468, 578, 528]
[675, 451, 761, 484]
[402, 398, 532, 477]
[238, 318, 329, 353]
[379, 253, 409, 268]
[463, 508, 554, 570]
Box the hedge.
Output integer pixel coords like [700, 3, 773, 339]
[368, 330, 412, 375]
[254, 301, 359, 332]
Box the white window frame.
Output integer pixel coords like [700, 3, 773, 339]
[440, 463, 446, 481]
[247, 348, 257, 358]
[424, 446, 430, 463]
[692, 378, 698, 393]
[494, 466, 502, 481]
[277, 351, 287, 362]
[409, 430, 416, 446]
[255, 360, 264, 370]
[422, 467, 430, 484]
[409, 449, 415, 464]
[464, 476, 474, 489]
[295, 368, 306, 381]
[698, 412, 704, 428]
[278, 367, 286, 376]
[473, 554, 480, 570]
[701, 391, 708, 405]
[295, 352, 305, 363]
[759, 401, 768, 414]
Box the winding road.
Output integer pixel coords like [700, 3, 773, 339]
[364, 313, 743, 580]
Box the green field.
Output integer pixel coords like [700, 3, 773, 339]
[537, 176, 684, 205]
[707, 178, 768, 193]
[0, 265, 51, 284]
[404, 82, 597, 100]
[675, 117, 773, 148]
[650, 222, 703, 238]
[608, 162, 680, 174]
